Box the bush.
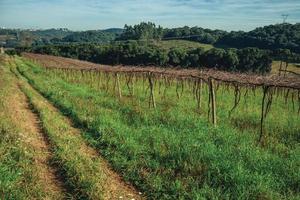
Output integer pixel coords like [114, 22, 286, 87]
[23, 43, 272, 74]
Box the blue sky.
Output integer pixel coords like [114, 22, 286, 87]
[0, 0, 300, 31]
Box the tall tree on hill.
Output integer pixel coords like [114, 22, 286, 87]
[119, 22, 164, 41]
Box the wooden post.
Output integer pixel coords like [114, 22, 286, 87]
[278, 60, 283, 76]
[209, 78, 217, 127]
[258, 86, 269, 144]
[116, 73, 122, 99]
[148, 72, 156, 109]
[196, 79, 203, 111]
[284, 62, 289, 77]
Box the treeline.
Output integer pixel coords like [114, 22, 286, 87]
[38, 30, 117, 45]
[217, 23, 300, 53]
[3, 22, 300, 54]
[0, 28, 122, 48]
[164, 27, 226, 44]
[118, 22, 226, 44]
[22, 42, 272, 73]
[0, 28, 72, 48]
[118, 22, 300, 53]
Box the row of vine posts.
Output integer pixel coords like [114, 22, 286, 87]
[41, 63, 300, 145]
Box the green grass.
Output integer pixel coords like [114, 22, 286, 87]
[8, 60, 111, 200]
[16, 57, 300, 200]
[0, 56, 45, 199]
[153, 39, 214, 51]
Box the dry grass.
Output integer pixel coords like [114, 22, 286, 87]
[271, 61, 300, 75]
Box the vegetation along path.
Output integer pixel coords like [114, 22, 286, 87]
[8, 56, 143, 199]
[11, 84, 67, 199]
[1, 57, 67, 199]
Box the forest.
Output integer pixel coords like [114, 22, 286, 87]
[23, 42, 272, 73]
[119, 22, 300, 53]
[4, 22, 300, 74]
[2, 22, 300, 54]
[0, 28, 122, 47]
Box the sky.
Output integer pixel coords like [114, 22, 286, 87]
[0, 0, 300, 31]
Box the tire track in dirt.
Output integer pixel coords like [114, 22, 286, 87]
[14, 60, 143, 199]
[30, 84, 143, 200]
[7, 82, 67, 199]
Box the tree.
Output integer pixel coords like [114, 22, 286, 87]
[237, 48, 272, 73]
[222, 49, 239, 71]
[168, 48, 187, 67]
[204, 48, 226, 68]
[119, 22, 164, 41]
[185, 47, 205, 68]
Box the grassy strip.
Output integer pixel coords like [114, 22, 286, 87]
[0, 56, 45, 199]
[8, 60, 109, 200]
[16, 57, 300, 200]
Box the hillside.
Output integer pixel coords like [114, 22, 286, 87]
[0, 28, 73, 47]
[119, 22, 300, 53]
[0, 28, 120, 47]
[217, 23, 300, 53]
[153, 39, 214, 51]
[56, 30, 118, 44]
[2, 53, 298, 199]
[2, 23, 300, 54]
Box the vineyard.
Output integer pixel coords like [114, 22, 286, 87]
[23, 53, 300, 143]
[1, 53, 299, 199]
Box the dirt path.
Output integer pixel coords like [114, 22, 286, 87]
[28, 85, 143, 200]
[12, 63, 143, 199]
[7, 83, 66, 199]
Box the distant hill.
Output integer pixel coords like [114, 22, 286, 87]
[102, 28, 123, 34]
[31, 28, 72, 39]
[58, 30, 118, 44]
[2, 23, 300, 54]
[119, 22, 300, 53]
[0, 28, 121, 47]
[0, 28, 73, 47]
[216, 23, 300, 53]
[153, 40, 214, 51]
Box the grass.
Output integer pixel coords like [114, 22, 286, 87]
[271, 61, 300, 75]
[8, 59, 111, 200]
[15, 56, 300, 200]
[153, 39, 214, 51]
[0, 56, 45, 199]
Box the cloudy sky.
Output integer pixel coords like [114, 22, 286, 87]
[0, 0, 299, 31]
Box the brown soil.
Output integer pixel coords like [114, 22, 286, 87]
[29, 84, 143, 200]
[12, 58, 143, 200]
[7, 82, 66, 199]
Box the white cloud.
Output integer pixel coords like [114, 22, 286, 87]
[0, 0, 299, 30]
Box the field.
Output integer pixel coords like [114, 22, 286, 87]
[1, 54, 299, 200]
[0, 55, 141, 199]
[271, 61, 300, 76]
[153, 39, 214, 50]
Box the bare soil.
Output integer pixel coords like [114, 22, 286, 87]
[29, 84, 143, 200]
[13, 64, 143, 199]
[7, 83, 66, 199]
